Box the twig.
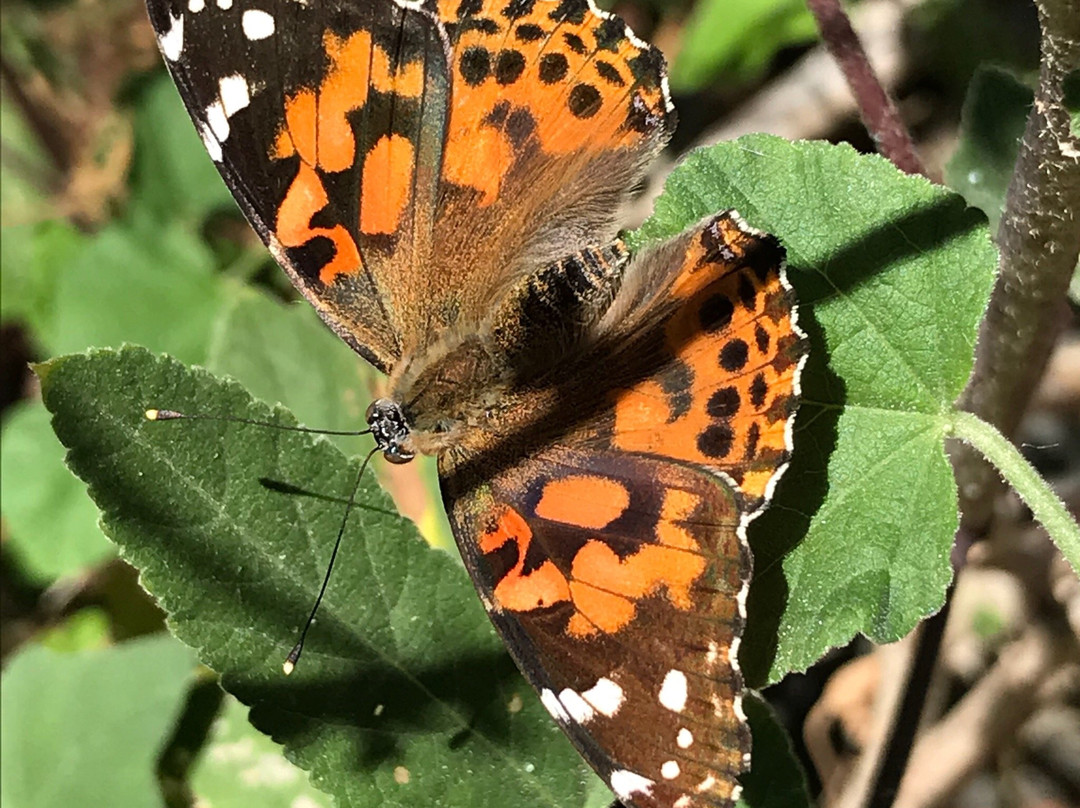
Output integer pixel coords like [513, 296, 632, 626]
[805, 0, 928, 178]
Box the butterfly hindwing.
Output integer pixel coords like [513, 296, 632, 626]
[442, 447, 750, 808]
[599, 212, 807, 511]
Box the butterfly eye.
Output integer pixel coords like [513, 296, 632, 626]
[383, 447, 415, 465]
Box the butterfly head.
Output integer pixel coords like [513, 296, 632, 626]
[366, 399, 415, 464]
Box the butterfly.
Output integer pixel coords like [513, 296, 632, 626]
[144, 0, 807, 805]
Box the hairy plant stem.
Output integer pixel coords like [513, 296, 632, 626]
[955, 0, 1080, 530]
[805, 0, 928, 178]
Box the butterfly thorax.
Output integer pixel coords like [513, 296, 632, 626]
[373, 242, 631, 459]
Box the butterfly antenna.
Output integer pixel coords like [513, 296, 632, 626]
[145, 408, 372, 437]
[283, 445, 380, 675]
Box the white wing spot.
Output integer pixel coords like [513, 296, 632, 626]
[557, 689, 594, 724]
[610, 770, 654, 801]
[696, 774, 718, 793]
[205, 100, 230, 142]
[199, 123, 223, 162]
[219, 74, 251, 117]
[582, 677, 624, 717]
[215, 0, 233, 8]
[242, 9, 275, 40]
[158, 12, 184, 61]
[706, 640, 720, 666]
[677, 728, 694, 748]
[540, 688, 570, 723]
[659, 669, 688, 713]
[187, 0, 204, 11]
[661, 760, 681, 780]
[734, 693, 747, 723]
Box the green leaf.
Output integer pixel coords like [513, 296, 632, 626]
[0, 220, 81, 330]
[945, 66, 1034, 233]
[1, 221, 232, 585]
[41, 221, 228, 363]
[0, 401, 114, 582]
[191, 695, 332, 808]
[633, 135, 996, 682]
[39, 347, 604, 808]
[205, 289, 376, 457]
[670, 0, 815, 92]
[738, 695, 811, 808]
[0, 635, 196, 808]
[39, 608, 112, 652]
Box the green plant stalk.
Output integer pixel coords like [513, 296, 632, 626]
[948, 409, 1080, 573]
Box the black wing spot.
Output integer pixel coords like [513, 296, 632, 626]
[738, 273, 758, 311]
[719, 339, 749, 372]
[550, 0, 588, 24]
[502, 0, 535, 18]
[460, 46, 491, 85]
[593, 17, 624, 51]
[755, 323, 770, 353]
[707, 387, 741, 419]
[456, 0, 483, 17]
[699, 293, 735, 333]
[698, 423, 735, 459]
[506, 107, 536, 148]
[595, 60, 625, 86]
[749, 373, 768, 409]
[484, 100, 511, 127]
[539, 52, 569, 84]
[496, 49, 526, 84]
[744, 422, 761, 460]
[568, 83, 602, 118]
[516, 22, 544, 41]
[562, 32, 587, 53]
[459, 17, 500, 34]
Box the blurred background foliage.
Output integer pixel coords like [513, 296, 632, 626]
[3, 0, 1076, 806]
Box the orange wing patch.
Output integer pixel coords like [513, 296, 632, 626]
[535, 475, 629, 529]
[477, 475, 714, 639]
[276, 162, 363, 284]
[612, 213, 805, 503]
[435, 0, 670, 206]
[270, 29, 428, 282]
[360, 134, 416, 235]
[480, 506, 572, 612]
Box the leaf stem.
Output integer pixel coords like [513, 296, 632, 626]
[805, 0, 928, 178]
[948, 410, 1080, 574]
